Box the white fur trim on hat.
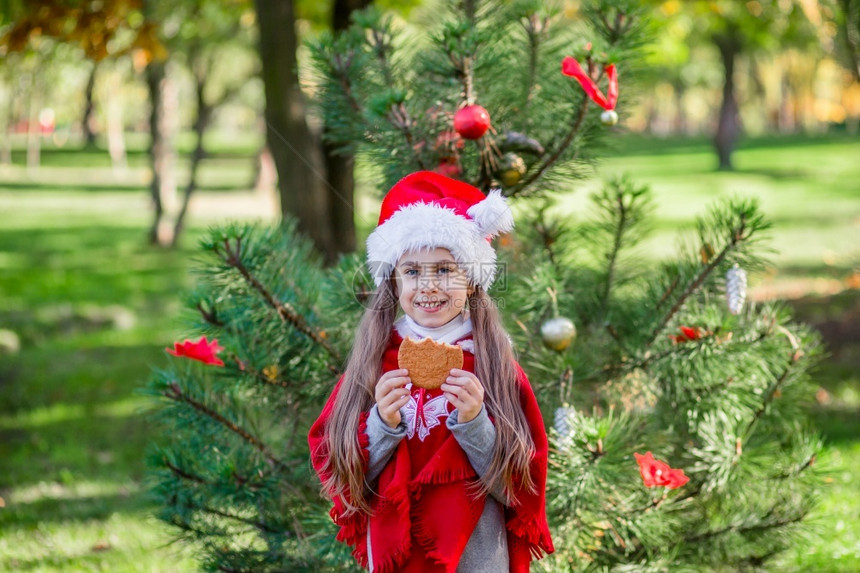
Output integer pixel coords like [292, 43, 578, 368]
[366, 194, 512, 289]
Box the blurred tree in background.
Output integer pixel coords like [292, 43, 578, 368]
[646, 0, 833, 170]
[837, 0, 860, 79]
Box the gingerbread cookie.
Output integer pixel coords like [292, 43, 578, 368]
[397, 337, 464, 390]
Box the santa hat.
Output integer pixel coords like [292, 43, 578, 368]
[367, 171, 514, 289]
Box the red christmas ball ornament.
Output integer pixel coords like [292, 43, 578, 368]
[434, 158, 462, 178]
[453, 105, 491, 139]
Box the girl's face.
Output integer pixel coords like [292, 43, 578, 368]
[394, 247, 472, 328]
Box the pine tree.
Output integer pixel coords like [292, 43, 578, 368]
[146, 1, 824, 570]
[507, 180, 823, 570]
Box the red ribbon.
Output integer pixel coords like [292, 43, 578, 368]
[561, 57, 618, 111]
[415, 387, 427, 426]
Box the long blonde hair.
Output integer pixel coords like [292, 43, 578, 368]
[319, 280, 536, 513]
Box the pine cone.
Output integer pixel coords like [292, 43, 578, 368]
[726, 264, 748, 315]
[553, 406, 576, 444]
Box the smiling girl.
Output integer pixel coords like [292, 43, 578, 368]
[308, 171, 553, 572]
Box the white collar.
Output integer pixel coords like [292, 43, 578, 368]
[395, 313, 473, 345]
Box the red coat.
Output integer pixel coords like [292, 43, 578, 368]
[308, 331, 553, 572]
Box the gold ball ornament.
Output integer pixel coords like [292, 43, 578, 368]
[496, 152, 527, 187]
[541, 317, 577, 351]
[600, 110, 618, 126]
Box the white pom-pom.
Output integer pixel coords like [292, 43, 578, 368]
[726, 264, 748, 315]
[467, 189, 514, 237]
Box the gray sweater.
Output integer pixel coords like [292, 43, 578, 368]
[365, 404, 508, 573]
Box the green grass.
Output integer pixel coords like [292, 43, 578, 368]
[1, 134, 858, 571]
[564, 133, 860, 277]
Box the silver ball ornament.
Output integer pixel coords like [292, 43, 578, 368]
[600, 109, 618, 126]
[540, 317, 577, 351]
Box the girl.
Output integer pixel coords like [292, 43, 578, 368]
[309, 171, 553, 572]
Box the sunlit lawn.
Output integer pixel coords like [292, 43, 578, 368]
[0, 133, 858, 571]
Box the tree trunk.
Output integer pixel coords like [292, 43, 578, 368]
[146, 62, 169, 245]
[105, 69, 128, 175]
[332, 0, 371, 30]
[322, 139, 356, 253]
[82, 62, 98, 147]
[172, 69, 210, 248]
[713, 30, 742, 171]
[840, 0, 860, 82]
[324, 0, 372, 256]
[254, 0, 334, 262]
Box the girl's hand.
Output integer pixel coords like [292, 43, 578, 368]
[441, 369, 484, 424]
[375, 369, 411, 429]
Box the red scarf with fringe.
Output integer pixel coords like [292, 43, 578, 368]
[308, 331, 554, 572]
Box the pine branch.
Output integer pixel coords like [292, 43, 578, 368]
[647, 210, 753, 347]
[598, 8, 634, 43]
[745, 548, 782, 568]
[684, 511, 806, 544]
[165, 476, 282, 533]
[368, 25, 395, 87]
[604, 322, 632, 356]
[455, 53, 475, 105]
[230, 353, 296, 389]
[511, 95, 590, 196]
[165, 511, 213, 537]
[771, 454, 816, 480]
[170, 495, 282, 537]
[165, 459, 208, 484]
[331, 52, 363, 113]
[520, 14, 547, 127]
[164, 382, 295, 476]
[598, 192, 629, 321]
[386, 103, 427, 170]
[216, 237, 343, 363]
[197, 301, 224, 326]
[364, 19, 428, 170]
[200, 504, 280, 534]
[535, 217, 558, 267]
[463, 0, 477, 22]
[742, 327, 802, 440]
[580, 325, 770, 387]
[165, 457, 269, 496]
[655, 274, 680, 309]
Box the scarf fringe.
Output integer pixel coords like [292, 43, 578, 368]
[333, 509, 364, 546]
[368, 533, 411, 573]
[334, 412, 373, 568]
[358, 410, 370, 466]
[378, 475, 410, 513]
[506, 511, 555, 559]
[411, 512, 459, 573]
[351, 545, 369, 570]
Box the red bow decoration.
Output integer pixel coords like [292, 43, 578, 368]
[166, 336, 225, 366]
[634, 451, 689, 489]
[561, 57, 618, 111]
[668, 325, 708, 344]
